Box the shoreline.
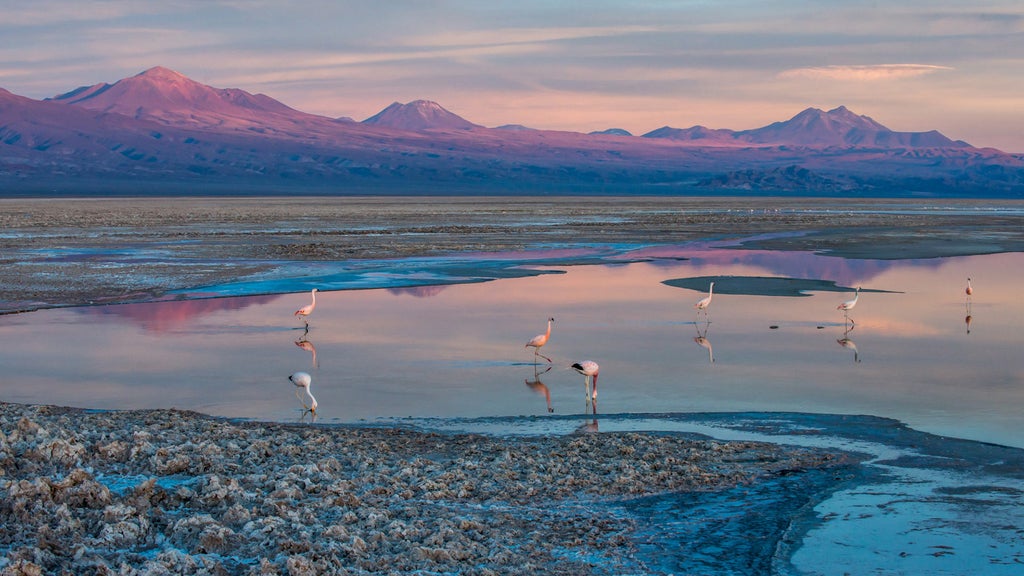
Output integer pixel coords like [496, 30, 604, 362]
[0, 402, 860, 574]
[3, 196, 1023, 314]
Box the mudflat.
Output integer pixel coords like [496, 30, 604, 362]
[2, 196, 1022, 313]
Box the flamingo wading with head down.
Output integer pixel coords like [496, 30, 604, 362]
[526, 317, 555, 363]
[571, 360, 600, 405]
[288, 371, 318, 414]
[295, 288, 318, 328]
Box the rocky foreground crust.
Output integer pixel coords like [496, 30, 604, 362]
[0, 403, 855, 575]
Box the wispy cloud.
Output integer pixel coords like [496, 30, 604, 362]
[778, 64, 954, 81]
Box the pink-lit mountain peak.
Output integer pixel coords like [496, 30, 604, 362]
[50, 66, 301, 128]
[790, 106, 887, 132]
[363, 99, 481, 131]
[737, 105, 964, 148]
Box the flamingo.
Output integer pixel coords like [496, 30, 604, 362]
[294, 288, 318, 328]
[525, 317, 555, 363]
[837, 286, 860, 325]
[288, 371, 318, 414]
[966, 277, 973, 300]
[695, 281, 714, 315]
[571, 360, 600, 405]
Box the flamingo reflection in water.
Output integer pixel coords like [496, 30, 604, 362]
[524, 364, 554, 413]
[525, 317, 555, 363]
[294, 288, 319, 329]
[571, 360, 599, 411]
[295, 335, 318, 368]
[836, 324, 861, 363]
[964, 277, 973, 334]
[694, 319, 714, 363]
[837, 286, 860, 326]
[288, 371, 318, 415]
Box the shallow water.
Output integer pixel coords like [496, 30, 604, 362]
[1, 243, 1020, 450]
[409, 412, 1024, 575]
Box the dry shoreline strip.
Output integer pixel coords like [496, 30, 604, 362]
[2, 196, 1023, 314]
[0, 403, 859, 575]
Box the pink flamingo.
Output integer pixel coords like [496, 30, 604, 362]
[294, 288, 318, 328]
[571, 360, 600, 405]
[966, 277, 973, 299]
[837, 286, 860, 325]
[525, 317, 554, 363]
[695, 282, 714, 315]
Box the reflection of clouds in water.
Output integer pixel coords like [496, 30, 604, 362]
[76, 295, 282, 333]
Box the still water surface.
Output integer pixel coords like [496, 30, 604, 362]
[1, 245, 1021, 448]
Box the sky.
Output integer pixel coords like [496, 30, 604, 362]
[1, 0, 1022, 151]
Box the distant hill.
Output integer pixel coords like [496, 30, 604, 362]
[644, 106, 970, 149]
[1, 67, 1022, 196]
[589, 128, 633, 137]
[362, 100, 481, 131]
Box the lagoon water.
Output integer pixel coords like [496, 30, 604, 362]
[0, 241, 1020, 449]
[3, 231, 1024, 574]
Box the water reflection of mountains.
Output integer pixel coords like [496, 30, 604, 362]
[645, 247, 940, 287]
[79, 295, 282, 333]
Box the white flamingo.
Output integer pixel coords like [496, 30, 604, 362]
[571, 360, 600, 405]
[294, 288, 318, 328]
[837, 286, 860, 325]
[695, 282, 715, 315]
[288, 371, 318, 413]
[525, 317, 554, 363]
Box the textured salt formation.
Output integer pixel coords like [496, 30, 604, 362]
[0, 403, 852, 574]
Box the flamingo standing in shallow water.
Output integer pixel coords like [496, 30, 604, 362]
[526, 317, 555, 363]
[966, 277, 973, 300]
[294, 288, 318, 328]
[571, 361, 600, 405]
[288, 371, 318, 414]
[695, 282, 715, 316]
[837, 287, 860, 325]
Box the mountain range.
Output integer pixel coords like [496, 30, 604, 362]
[2, 66, 1022, 196]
